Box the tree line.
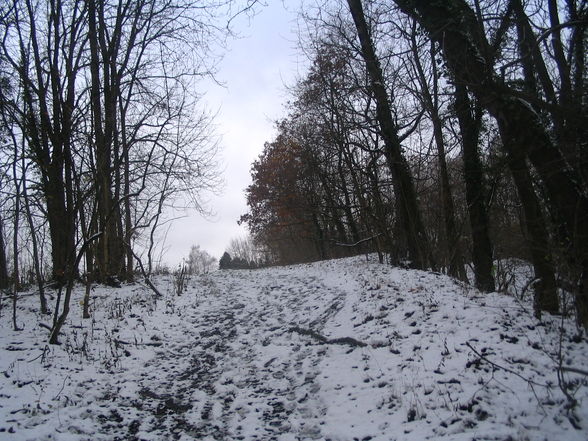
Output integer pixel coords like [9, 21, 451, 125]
[0, 0, 257, 341]
[240, 0, 588, 327]
[219, 236, 268, 269]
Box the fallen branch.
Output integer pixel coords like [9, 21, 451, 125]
[288, 326, 367, 347]
[466, 342, 549, 387]
[114, 339, 163, 347]
[560, 366, 588, 377]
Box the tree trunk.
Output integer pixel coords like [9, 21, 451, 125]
[0, 218, 9, 290]
[12, 140, 21, 331]
[366, 160, 394, 259]
[14, 0, 78, 286]
[21, 70, 70, 285]
[88, 0, 116, 283]
[347, 0, 432, 269]
[50, 232, 102, 344]
[342, 144, 377, 253]
[453, 83, 495, 292]
[498, 125, 559, 317]
[509, 0, 559, 316]
[122, 112, 134, 282]
[22, 161, 48, 315]
[412, 35, 466, 280]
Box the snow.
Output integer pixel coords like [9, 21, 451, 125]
[1, 256, 587, 440]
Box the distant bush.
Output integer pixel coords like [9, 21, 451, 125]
[218, 252, 257, 270]
[219, 252, 232, 270]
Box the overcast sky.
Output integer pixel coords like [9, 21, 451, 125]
[162, 1, 305, 266]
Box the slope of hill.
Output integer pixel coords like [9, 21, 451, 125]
[1, 256, 586, 440]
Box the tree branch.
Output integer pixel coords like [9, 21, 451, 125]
[289, 326, 367, 348]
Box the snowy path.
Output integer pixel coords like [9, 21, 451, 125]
[106, 269, 350, 440]
[1, 256, 587, 440]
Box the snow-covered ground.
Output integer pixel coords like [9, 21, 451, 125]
[1, 256, 587, 440]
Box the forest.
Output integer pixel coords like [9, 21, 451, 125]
[0, 0, 587, 439]
[0, 0, 585, 339]
[239, 0, 588, 328]
[0, 0, 238, 342]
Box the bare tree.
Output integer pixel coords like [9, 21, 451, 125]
[407, 26, 466, 280]
[226, 235, 266, 267]
[0, 0, 238, 341]
[452, 82, 495, 292]
[0, 217, 8, 290]
[187, 245, 216, 275]
[1, 0, 83, 285]
[392, 0, 585, 323]
[346, 0, 432, 270]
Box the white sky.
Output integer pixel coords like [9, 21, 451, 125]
[162, 1, 305, 266]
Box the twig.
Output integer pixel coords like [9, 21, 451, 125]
[520, 276, 539, 300]
[126, 243, 163, 297]
[53, 375, 70, 400]
[465, 342, 550, 388]
[334, 233, 383, 248]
